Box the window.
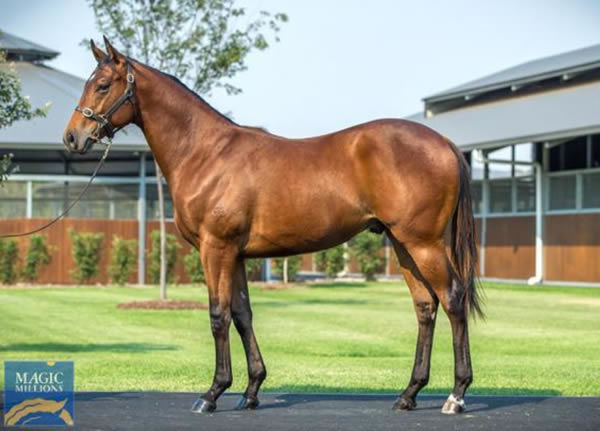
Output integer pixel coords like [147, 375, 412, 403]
[471, 181, 482, 214]
[514, 143, 534, 177]
[0, 181, 27, 218]
[489, 180, 512, 213]
[471, 154, 484, 180]
[582, 173, 600, 209]
[516, 177, 535, 212]
[146, 186, 174, 219]
[549, 176, 576, 210]
[592, 135, 600, 168]
[549, 136, 588, 172]
[32, 182, 139, 219]
[488, 146, 512, 179]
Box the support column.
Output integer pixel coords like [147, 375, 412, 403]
[26, 181, 33, 219]
[264, 258, 272, 282]
[480, 159, 489, 277]
[531, 163, 544, 284]
[138, 153, 147, 285]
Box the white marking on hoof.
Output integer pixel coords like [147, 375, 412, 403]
[441, 394, 466, 415]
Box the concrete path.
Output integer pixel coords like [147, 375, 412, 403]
[2, 392, 599, 430]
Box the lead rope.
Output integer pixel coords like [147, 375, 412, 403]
[0, 138, 113, 239]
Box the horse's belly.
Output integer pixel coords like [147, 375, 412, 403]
[243, 193, 367, 257]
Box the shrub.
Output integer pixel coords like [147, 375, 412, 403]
[183, 248, 205, 284]
[315, 245, 346, 278]
[148, 231, 181, 284]
[0, 238, 19, 284]
[22, 234, 52, 282]
[245, 258, 263, 281]
[69, 229, 104, 283]
[349, 231, 385, 281]
[108, 236, 137, 285]
[272, 256, 302, 282]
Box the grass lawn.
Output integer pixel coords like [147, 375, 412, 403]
[1, 281, 599, 396]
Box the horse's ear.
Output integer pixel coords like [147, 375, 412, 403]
[90, 39, 107, 63]
[103, 35, 124, 66]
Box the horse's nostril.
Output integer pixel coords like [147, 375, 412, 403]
[66, 131, 75, 144]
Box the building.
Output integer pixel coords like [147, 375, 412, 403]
[407, 44, 600, 285]
[1, 31, 599, 284]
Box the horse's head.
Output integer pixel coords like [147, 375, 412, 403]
[63, 37, 137, 154]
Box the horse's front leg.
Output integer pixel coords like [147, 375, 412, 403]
[191, 243, 238, 414]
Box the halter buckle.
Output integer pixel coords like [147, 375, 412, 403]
[81, 107, 94, 118]
[127, 73, 135, 84]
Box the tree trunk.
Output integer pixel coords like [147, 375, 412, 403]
[155, 161, 167, 301]
[283, 258, 288, 284]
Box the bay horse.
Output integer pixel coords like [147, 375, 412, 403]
[63, 37, 483, 415]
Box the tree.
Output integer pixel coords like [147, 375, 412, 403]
[183, 247, 205, 284]
[273, 256, 301, 283]
[88, 0, 287, 299]
[0, 49, 47, 185]
[349, 231, 385, 281]
[315, 245, 346, 278]
[0, 154, 14, 185]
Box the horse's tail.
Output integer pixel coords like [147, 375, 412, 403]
[449, 142, 485, 320]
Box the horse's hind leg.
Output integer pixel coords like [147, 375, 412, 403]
[438, 273, 473, 414]
[231, 259, 267, 410]
[391, 238, 441, 411]
[391, 237, 473, 414]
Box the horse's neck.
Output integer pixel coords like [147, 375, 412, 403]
[133, 64, 231, 181]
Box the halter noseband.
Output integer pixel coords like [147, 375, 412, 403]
[75, 62, 137, 141]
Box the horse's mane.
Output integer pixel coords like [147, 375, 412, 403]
[161, 72, 238, 126]
[125, 57, 238, 126]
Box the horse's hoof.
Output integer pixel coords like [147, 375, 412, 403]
[191, 398, 216, 414]
[235, 395, 260, 410]
[441, 394, 465, 415]
[392, 396, 416, 411]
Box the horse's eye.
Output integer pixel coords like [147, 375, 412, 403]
[97, 83, 110, 93]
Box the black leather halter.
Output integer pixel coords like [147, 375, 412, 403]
[75, 62, 137, 140]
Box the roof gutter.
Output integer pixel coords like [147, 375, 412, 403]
[424, 61, 600, 104]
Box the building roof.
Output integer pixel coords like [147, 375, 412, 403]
[425, 44, 600, 102]
[0, 30, 59, 61]
[0, 62, 147, 152]
[407, 80, 600, 151]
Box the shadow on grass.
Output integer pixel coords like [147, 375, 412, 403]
[256, 298, 372, 308]
[0, 342, 179, 353]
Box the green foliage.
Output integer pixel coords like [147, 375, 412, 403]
[349, 231, 385, 281]
[148, 231, 181, 284]
[69, 229, 104, 283]
[0, 51, 47, 130]
[0, 153, 15, 185]
[87, 0, 288, 96]
[315, 245, 346, 278]
[272, 256, 302, 282]
[0, 49, 47, 185]
[245, 258, 263, 281]
[21, 234, 52, 282]
[108, 236, 137, 285]
[183, 247, 205, 284]
[0, 238, 19, 284]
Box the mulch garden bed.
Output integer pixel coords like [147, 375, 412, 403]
[256, 282, 304, 290]
[117, 300, 208, 310]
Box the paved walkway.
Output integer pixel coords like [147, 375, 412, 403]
[2, 392, 599, 430]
